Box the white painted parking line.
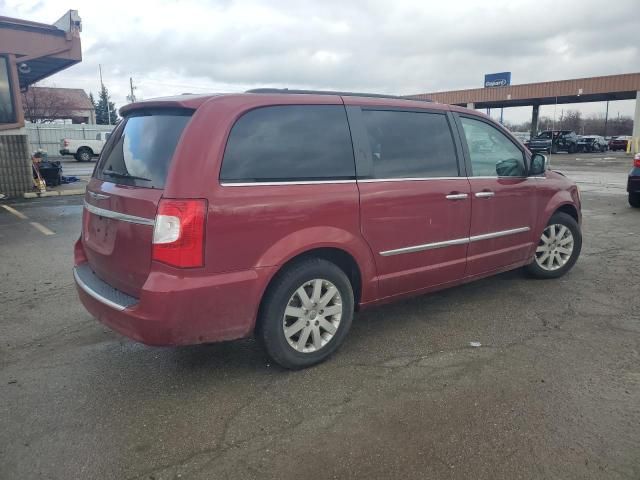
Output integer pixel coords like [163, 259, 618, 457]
[30, 222, 55, 236]
[1, 204, 28, 220]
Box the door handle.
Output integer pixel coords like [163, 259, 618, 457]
[475, 191, 495, 198]
[445, 193, 469, 200]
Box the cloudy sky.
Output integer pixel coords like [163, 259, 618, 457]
[2, 0, 638, 123]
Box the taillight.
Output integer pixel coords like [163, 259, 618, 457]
[634, 154, 640, 168]
[152, 199, 207, 268]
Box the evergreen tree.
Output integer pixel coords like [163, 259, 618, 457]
[95, 85, 118, 125]
[89, 92, 97, 110]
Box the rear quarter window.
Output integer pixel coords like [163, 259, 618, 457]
[220, 105, 355, 183]
[95, 109, 192, 188]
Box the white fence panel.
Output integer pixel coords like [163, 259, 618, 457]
[26, 123, 115, 157]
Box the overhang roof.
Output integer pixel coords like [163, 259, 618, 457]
[408, 73, 640, 108]
[0, 11, 82, 89]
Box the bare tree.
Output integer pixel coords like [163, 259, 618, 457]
[21, 86, 77, 123]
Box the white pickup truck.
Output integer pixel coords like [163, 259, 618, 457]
[59, 131, 112, 161]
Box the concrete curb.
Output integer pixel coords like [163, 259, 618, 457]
[24, 188, 86, 198]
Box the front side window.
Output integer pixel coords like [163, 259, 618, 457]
[0, 56, 16, 124]
[220, 105, 355, 182]
[360, 110, 458, 179]
[460, 117, 525, 177]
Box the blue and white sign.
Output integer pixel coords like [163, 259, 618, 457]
[484, 72, 511, 88]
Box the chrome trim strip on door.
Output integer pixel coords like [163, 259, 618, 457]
[468, 226, 530, 242]
[83, 201, 155, 226]
[358, 177, 462, 183]
[379, 226, 531, 256]
[73, 267, 128, 311]
[380, 237, 469, 256]
[220, 180, 357, 187]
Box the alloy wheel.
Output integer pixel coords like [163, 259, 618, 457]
[282, 278, 342, 353]
[535, 224, 574, 271]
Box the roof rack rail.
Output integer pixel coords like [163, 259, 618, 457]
[246, 88, 433, 102]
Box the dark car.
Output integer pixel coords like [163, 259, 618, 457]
[577, 135, 608, 153]
[628, 153, 640, 208]
[528, 130, 579, 154]
[73, 90, 582, 369]
[610, 136, 631, 151]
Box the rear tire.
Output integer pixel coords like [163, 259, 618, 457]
[258, 258, 354, 369]
[75, 148, 92, 162]
[526, 212, 581, 279]
[629, 192, 640, 208]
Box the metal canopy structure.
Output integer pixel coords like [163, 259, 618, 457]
[408, 73, 640, 143]
[408, 73, 640, 109]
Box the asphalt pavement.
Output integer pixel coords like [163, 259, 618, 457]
[1, 152, 639, 479]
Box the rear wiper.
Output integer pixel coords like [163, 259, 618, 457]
[103, 169, 151, 182]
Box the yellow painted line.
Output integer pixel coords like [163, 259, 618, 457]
[2, 204, 28, 220]
[30, 222, 55, 236]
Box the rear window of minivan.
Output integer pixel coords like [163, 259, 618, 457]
[94, 109, 192, 188]
[220, 105, 355, 183]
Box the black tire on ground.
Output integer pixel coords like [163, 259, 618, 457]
[75, 148, 92, 162]
[257, 258, 354, 369]
[525, 212, 582, 279]
[629, 192, 640, 208]
[568, 143, 576, 154]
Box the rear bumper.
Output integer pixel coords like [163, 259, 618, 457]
[74, 262, 277, 346]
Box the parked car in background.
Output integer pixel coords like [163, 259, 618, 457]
[628, 153, 640, 208]
[577, 135, 608, 153]
[59, 131, 111, 161]
[511, 131, 530, 145]
[609, 136, 631, 151]
[528, 130, 579, 154]
[73, 90, 582, 369]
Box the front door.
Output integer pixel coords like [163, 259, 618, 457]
[350, 106, 471, 299]
[456, 115, 538, 276]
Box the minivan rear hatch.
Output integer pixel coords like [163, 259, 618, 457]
[82, 109, 192, 297]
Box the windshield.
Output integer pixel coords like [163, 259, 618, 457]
[535, 132, 552, 139]
[94, 109, 192, 188]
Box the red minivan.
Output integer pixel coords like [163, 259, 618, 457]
[74, 90, 582, 369]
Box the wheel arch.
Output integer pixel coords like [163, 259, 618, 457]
[260, 246, 364, 310]
[553, 203, 579, 224]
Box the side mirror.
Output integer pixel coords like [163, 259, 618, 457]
[529, 153, 547, 176]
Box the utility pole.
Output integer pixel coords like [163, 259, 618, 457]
[127, 77, 137, 103]
[604, 100, 609, 137]
[98, 64, 112, 125]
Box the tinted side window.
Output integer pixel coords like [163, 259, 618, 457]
[360, 110, 458, 179]
[221, 105, 355, 182]
[460, 117, 525, 177]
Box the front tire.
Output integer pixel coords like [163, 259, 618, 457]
[526, 212, 582, 279]
[258, 258, 354, 369]
[629, 192, 640, 208]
